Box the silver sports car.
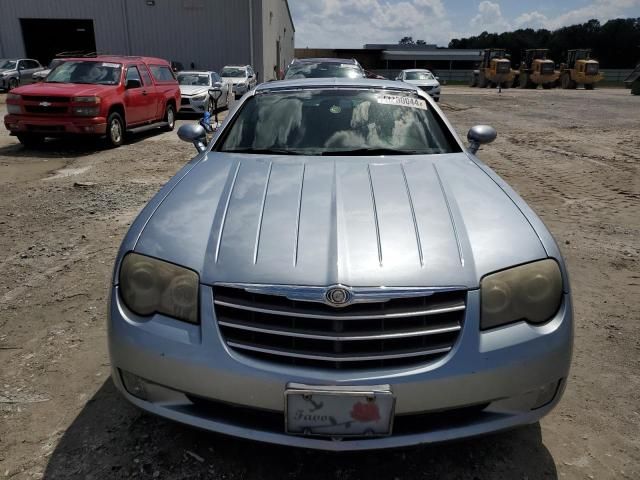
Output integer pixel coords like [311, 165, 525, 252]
[108, 78, 573, 451]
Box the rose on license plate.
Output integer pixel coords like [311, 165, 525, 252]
[285, 384, 395, 437]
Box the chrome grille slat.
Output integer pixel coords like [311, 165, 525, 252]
[214, 299, 465, 320]
[226, 341, 452, 362]
[218, 320, 462, 341]
[214, 285, 466, 370]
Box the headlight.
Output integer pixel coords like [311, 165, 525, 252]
[119, 253, 199, 324]
[480, 259, 563, 330]
[73, 96, 101, 104]
[192, 95, 206, 101]
[72, 106, 100, 116]
[7, 104, 22, 114]
[7, 93, 21, 101]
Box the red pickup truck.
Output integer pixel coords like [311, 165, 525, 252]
[4, 56, 181, 147]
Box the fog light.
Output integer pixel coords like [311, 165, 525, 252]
[120, 370, 149, 400]
[532, 379, 562, 409]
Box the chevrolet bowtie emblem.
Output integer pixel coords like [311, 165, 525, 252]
[39, 101, 52, 107]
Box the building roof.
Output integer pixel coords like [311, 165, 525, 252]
[382, 49, 483, 61]
[284, 0, 295, 32]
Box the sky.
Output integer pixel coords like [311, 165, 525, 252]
[289, 0, 640, 48]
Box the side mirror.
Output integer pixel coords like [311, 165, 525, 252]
[126, 79, 142, 89]
[178, 124, 208, 153]
[435, 76, 440, 81]
[467, 125, 497, 154]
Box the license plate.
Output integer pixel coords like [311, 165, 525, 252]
[285, 384, 395, 437]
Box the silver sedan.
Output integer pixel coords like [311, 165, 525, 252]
[108, 78, 573, 451]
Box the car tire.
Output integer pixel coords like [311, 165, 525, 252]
[164, 104, 176, 131]
[106, 112, 125, 148]
[17, 134, 45, 147]
[8, 78, 18, 91]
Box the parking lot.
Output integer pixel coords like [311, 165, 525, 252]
[0, 86, 638, 479]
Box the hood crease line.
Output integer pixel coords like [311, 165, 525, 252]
[293, 163, 306, 267]
[367, 164, 383, 267]
[433, 163, 464, 267]
[253, 161, 273, 264]
[400, 163, 424, 268]
[215, 161, 242, 263]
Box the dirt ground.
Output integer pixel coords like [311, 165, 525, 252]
[0, 86, 638, 479]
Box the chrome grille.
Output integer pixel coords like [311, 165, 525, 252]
[214, 286, 466, 370]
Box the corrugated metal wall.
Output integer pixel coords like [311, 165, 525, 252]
[0, 0, 277, 77]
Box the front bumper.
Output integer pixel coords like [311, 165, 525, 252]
[180, 96, 208, 113]
[232, 84, 248, 96]
[108, 287, 573, 451]
[4, 114, 108, 136]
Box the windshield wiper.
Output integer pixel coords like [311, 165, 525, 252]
[321, 148, 423, 156]
[221, 148, 304, 156]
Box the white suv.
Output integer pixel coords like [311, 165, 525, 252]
[220, 65, 257, 98]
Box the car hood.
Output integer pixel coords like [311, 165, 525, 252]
[134, 153, 546, 288]
[180, 85, 210, 96]
[12, 82, 118, 96]
[404, 79, 440, 88]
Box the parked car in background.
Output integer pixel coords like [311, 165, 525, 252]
[108, 77, 573, 450]
[365, 69, 387, 80]
[396, 69, 441, 102]
[4, 56, 181, 147]
[284, 58, 366, 79]
[32, 58, 67, 82]
[177, 70, 232, 114]
[0, 58, 44, 91]
[220, 65, 257, 98]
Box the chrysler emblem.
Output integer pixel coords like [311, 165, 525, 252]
[325, 286, 352, 307]
[39, 101, 52, 107]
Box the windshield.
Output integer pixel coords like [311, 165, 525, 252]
[219, 89, 458, 155]
[285, 63, 365, 79]
[405, 71, 434, 81]
[0, 60, 17, 70]
[221, 67, 246, 78]
[178, 73, 211, 86]
[49, 59, 65, 69]
[45, 61, 122, 85]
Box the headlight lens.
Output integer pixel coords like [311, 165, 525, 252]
[119, 253, 199, 324]
[7, 93, 21, 101]
[192, 94, 206, 101]
[7, 104, 22, 114]
[480, 259, 563, 330]
[73, 96, 101, 104]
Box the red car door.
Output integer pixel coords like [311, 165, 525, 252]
[138, 64, 162, 121]
[123, 66, 156, 125]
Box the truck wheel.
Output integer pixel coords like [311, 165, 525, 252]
[8, 78, 18, 91]
[17, 134, 45, 147]
[478, 72, 488, 88]
[164, 104, 176, 131]
[519, 73, 528, 89]
[106, 112, 124, 147]
[542, 83, 553, 89]
[585, 84, 594, 90]
[469, 73, 477, 87]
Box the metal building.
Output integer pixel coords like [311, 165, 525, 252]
[0, 0, 294, 82]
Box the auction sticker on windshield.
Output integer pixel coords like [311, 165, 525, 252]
[377, 94, 427, 110]
[285, 384, 395, 437]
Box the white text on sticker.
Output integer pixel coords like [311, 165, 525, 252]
[377, 95, 427, 110]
